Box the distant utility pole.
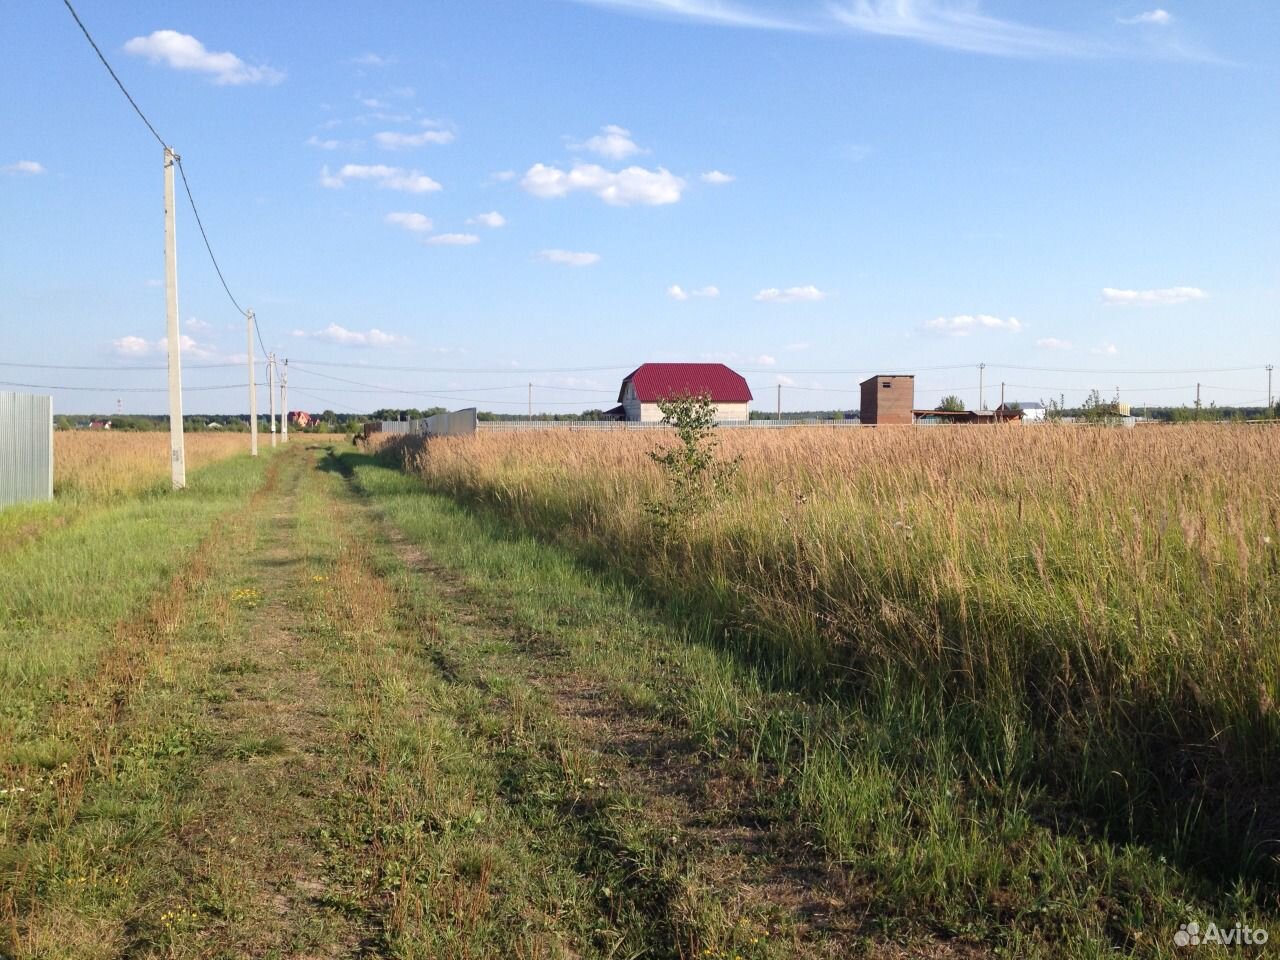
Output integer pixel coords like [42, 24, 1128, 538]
[1268, 364, 1274, 410]
[528, 382, 532, 420]
[1195, 382, 1202, 410]
[1000, 381, 1005, 410]
[247, 310, 258, 456]
[163, 146, 186, 490]
[978, 362, 986, 411]
[777, 383, 782, 421]
[268, 353, 277, 447]
[281, 359, 289, 443]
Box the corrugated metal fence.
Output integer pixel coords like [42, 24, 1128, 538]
[0, 392, 54, 508]
[370, 408, 479, 438]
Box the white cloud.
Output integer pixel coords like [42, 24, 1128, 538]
[537, 249, 601, 267]
[754, 285, 827, 303]
[776, 374, 797, 386]
[426, 233, 480, 246]
[292, 323, 406, 347]
[352, 52, 395, 67]
[569, 0, 804, 30]
[1091, 342, 1119, 355]
[521, 162, 686, 206]
[490, 170, 517, 182]
[829, 1, 1102, 58]
[374, 126, 456, 149]
[320, 163, 442, 192]
[571, 124, 644, 160]
[305, 136, 350, 150]
[1101, 286, 1206, 305]
[755, 354, 777, 366]
[123, 30, 284, 85]
[385, 211, 433, 232]
[925, 314, 1022, 335]
[2, 160, 44, 175]
[668, 284, 719, 300]
[467, 211, 507, 228]
[185, 316, 212, 333]
[1036, 337, 1072, 350]
[700, 170, 735, 184]
[111, 333, 218, 359]
[1118, 9, 1171, 25]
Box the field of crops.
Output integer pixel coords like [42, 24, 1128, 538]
[405, 424, 1280, 886]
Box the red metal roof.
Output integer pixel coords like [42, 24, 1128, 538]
[619, 363, 753, 403]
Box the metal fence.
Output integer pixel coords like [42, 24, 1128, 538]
[370, 408, 479, 438]
[0, 392, 53, 508]
[477, 417, 866, 432]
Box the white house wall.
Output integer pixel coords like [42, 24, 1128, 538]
[635, 401, 750, 423]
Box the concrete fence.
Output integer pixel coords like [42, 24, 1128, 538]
[367, 408, 479, 438]
[477, 418, 866, 432]
[0, 392, 54, 508]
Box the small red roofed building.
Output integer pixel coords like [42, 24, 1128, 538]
[618, 363, 752, 423]
[288, 411, 314, 428]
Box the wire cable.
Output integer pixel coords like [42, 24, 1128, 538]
[60, 0, 167, 149]
[0, 360, 252, 371]
[0, 379, 243, 393]
[174, 157, 248, 319]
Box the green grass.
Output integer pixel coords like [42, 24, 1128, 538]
[349, 446, 1280, 958]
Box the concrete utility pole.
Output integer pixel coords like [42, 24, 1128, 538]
[1000, 381, 1005, 410]
[268, 353, 277, 447]
[978, 362, 986, 411]
[163, 146, 186, 490]
[247, 310, 258, 456]
[1268, 364, 1274, 410]
[777, 383, 782, 421]
[281, 359, 289, 443]
[1195, 382, 1202, 410]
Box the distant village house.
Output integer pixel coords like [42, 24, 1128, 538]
[611, 363, 752, 423]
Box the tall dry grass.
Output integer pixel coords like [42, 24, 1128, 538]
[403, 424, 1280, 881]
[54, 433, 258, 497]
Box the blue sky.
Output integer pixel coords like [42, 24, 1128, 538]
[3, 0, 1277, 414]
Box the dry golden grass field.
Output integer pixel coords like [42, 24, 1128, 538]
[52, 432, 341, 497]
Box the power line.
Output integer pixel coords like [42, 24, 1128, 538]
[0, 360, 251, 371]
[174, 157, 249, 320]
[0, 379, 243, 393]
[60, 0, 167, 149]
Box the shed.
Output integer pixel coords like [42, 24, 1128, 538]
[618, 363, 752, 423]
[859, 375, 915, 425]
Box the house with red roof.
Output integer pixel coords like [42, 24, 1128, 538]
[615, 363, 753, 423]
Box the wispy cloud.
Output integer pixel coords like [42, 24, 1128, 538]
[2, 160, 44, 175]
[352, 52, 396, 67]
[570, 124, 645, 160]
[754, 285, 827, 303]
[829, 1, 1102, 58]
[1102, 286, 1206, 305]
[374, 124, 456, 149]
[522, 162, 685, 206]
[1118, 9, 1171, 26]
[384, 211, 433, 233]
[667, 284, 720, 300]
[570, 0, 806, 30]
[467, 211, 507, 228]
[925, 314, 1022, 335]
[320, 163, 442, 192]
[426, 233, 480, 246]
[571, 0, 1216, 60]
[537, 249, 601, 267]
[1036, 337, 1072, 350]
[785, 341, 811, 352]
[291, 323, 406, 347]
[123, 30, 284, 85]
[700, 170, 735, 184]
[1091, 342, 1119, 355]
